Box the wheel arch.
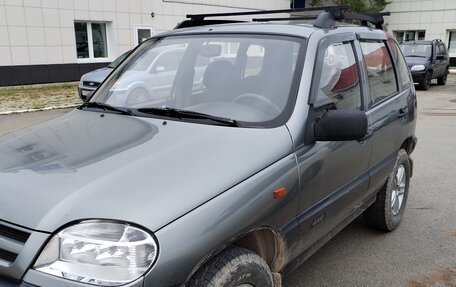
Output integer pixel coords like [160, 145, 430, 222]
[400, 136, 416, 155]
[400, 136, 416, 177]
[185, 227, 286, 282]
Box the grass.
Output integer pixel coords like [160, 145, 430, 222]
[0, 83, 82, 113]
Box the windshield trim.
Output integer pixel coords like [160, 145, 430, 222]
[90, 33, 308, 129]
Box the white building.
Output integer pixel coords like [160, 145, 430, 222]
[384, 0, 456, 66]
[0, 0, 289, 86]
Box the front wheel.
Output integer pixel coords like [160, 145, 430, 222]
[437, 71, 448, 85]
[363, 149, 411, 232]
[417, 71, 432, 90]
[187, 246, 273, 287]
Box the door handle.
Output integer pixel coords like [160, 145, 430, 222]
[398, 107, 408, 119]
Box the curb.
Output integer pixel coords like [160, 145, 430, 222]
[0, 104, 79, 115]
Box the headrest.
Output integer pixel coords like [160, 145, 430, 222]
[203, 60, 235, 90]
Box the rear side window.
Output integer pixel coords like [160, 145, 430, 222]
[360, 40, 398, 106]
[387, 39, 411, 90]
[314, 41, 362, 111]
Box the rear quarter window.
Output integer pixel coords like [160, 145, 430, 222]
[388, 39, 411, 91]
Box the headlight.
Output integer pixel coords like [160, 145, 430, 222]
[33, 221, 158, 286]
[411, 65, 425, 71]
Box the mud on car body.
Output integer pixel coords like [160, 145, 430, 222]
[0, 6, 417, 287]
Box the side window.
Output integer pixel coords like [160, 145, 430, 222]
[387, 39, 411, 90]
[314, 41, 362, 111]
[360, 40, 398, 106]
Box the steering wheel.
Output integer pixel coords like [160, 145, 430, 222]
[232, 93, 281, 115]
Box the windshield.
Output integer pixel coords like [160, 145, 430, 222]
[91, 35, 304, 126]
[400, 44, 432, 58]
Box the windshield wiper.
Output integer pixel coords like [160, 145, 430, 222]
[137, 107, 239, 127]
[79, 102, 134, 116]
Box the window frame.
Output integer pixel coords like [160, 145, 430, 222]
[74, 21, 112, 64]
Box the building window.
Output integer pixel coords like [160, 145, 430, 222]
[290, 0, 305, 8]
[394, 30, 426, 43]
[134, 26, 154, 46]
[75, 22, 108, 60]
[449, 31, 456, 55]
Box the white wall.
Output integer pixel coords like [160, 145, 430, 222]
[0, 0, 289, 66]
[384, 0, 456, 48]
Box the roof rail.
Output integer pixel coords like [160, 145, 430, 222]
[186, 5, 349, 20]
[175, 5, 349, 29]
[174, 5, 390, 30]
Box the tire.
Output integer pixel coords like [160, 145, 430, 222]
[363, 149, 411, 232]
[417, 71, 432, 90]
[125, 87, 150, 105]
[437, 71, 448, 85]
[187, 246, 273, 287]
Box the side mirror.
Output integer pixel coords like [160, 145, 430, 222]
[314, 110, 368, 141]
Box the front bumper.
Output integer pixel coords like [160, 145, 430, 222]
[78, 86, 96, 101]
[410, 70, 427, 83]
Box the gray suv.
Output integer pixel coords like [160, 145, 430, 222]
[0, 6, 417, 287]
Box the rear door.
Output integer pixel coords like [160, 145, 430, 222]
[294, 34, 372, 252]
[358, 33, 410, 195]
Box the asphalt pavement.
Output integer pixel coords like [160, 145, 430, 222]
[0, 77, 455, 286]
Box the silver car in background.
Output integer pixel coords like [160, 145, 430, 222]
[78, 51, 130, 101]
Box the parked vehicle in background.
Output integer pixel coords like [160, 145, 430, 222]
[0, 6, 417, 287]
[78, 50, 130, 101]
[400, 39, 449, 90]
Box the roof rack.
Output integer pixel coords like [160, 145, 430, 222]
[174, 5, 390, 30]
[175, 5, 348, 29]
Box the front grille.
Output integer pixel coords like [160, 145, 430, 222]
[0, 223, 32, 264]
[0, 249, 18, 263]
[83, 81, 100, 87]
[0, 224, 30, 243]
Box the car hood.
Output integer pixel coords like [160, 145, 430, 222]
[403, 56, 430, 67]
[0, 110, 293, 233]
[81, 67, 113, 83]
